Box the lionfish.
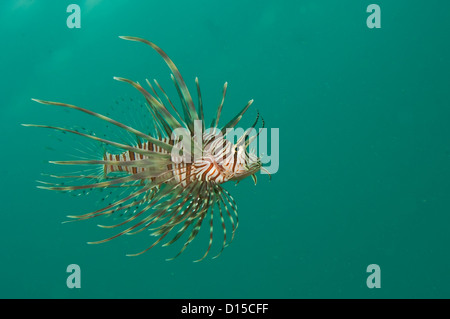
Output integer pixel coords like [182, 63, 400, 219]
[24, 36, 268, 261]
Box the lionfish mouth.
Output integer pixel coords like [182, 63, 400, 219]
[24, 36, 268, 261]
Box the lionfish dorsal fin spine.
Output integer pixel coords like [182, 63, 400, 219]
[213, 82, 228, 128]
[30, 98, 174, 153]
[195, 77, 205, 131]
[171, 73, 195, 134]
[119, 36, 199, 123]
[152, 78, 184, 125]
[221, 99, 254, 136]
[113, 77, 181, 135]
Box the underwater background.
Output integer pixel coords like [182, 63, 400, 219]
[1, 0, 450, 298]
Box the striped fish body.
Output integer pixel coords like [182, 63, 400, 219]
[103, 134, 258, 186]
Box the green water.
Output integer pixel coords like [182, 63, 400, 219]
[1, 0, 450, 298]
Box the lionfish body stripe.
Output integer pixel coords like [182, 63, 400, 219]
[27, 36, 266, 261]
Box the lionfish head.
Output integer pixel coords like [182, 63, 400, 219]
[229, 144, 262, 185]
